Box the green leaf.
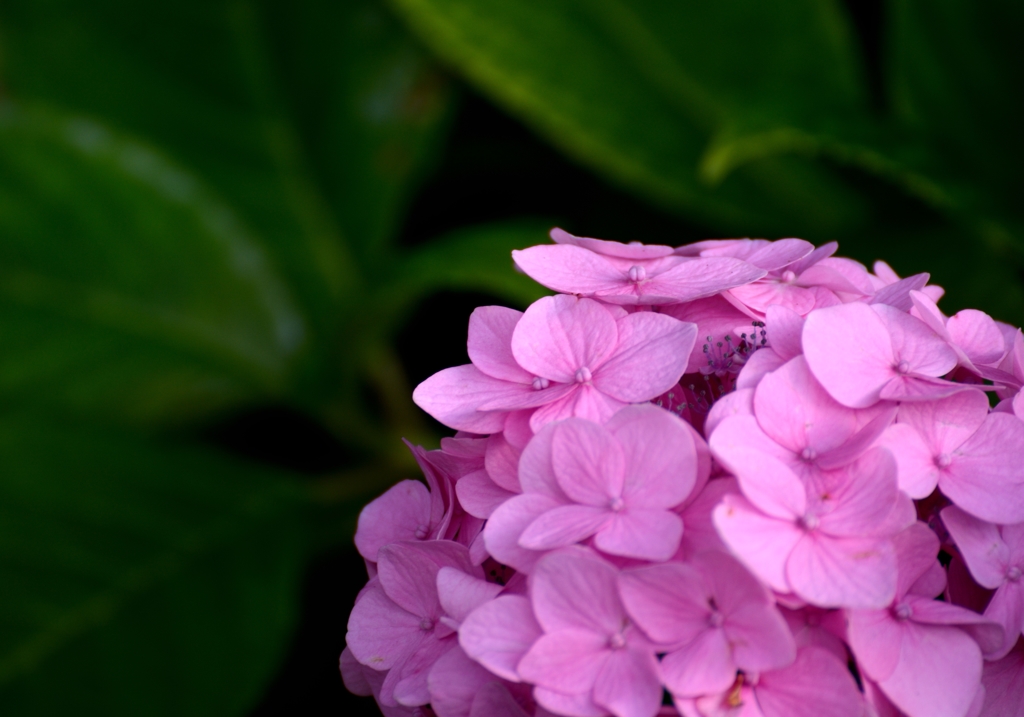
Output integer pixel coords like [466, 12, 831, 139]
[887, 0, 1024, 198]
[262, 0, 457, 266]
[0, 0, 457, 414]
[0, 106, 304, 425]
[368, 221, 552, 341]
[0, 415, 309, 716]
[387, 0, 873, 238]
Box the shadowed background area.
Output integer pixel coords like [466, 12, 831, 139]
[0, 0, 1020, 715]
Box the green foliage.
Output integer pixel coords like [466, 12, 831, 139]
[0, 416, 307, 716]
[0, 0, 1021, 713]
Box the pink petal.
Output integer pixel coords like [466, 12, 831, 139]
[765, 304, 806, 360]
[469, 682, 531, 717]
[347, 583, 425, 670]
[726, 600, 797, 673]
[948, 309, 1005, 367]
[427, 646, 498, 717]
[985, 585, 1024, 660]
[940, 506, 1009, 589]
[940, 413, 1024, 524]
[593, 647, 663, 717]
[355, 480, 432, 562]
[512, 295, 618, 382]
[877, 424, 939, 499]
[803, 302, 895, 408]
[533, 687, 605, 717]
[512, 244, 628, 296]
[606, 404, 697, 509]
[753, 356, 859, 455]
[893, 522, 942, 598]
[663, 295, 752, 374]
[519, 504, 610, 550]
[817, 447, 899, 538]
[485, 433, 522, 493]
[618, 562, 709, 646]
[710, 417, 806, 519]
[874, 303, 958, 378]
[786, 533, 897, 609]
[484, 494, 563, 573]
[870, 273, 930, 312]
[594, 509, 684, 561]
[746, 238, 814, 271]
[459, 594, 542, 682]
[339, 647, 374, 696]
[436, 568, 503, 625]
[847, 608, 904, 682]
[898, 390, 989, 455]
[457, 470, 516, 519]
[527, 385, 625, 431]
[468, 306, 532, 383]
[531, 547, 625, 633]
[551, 419, 625, 505]
[661, 629, 736, 698]
[713, 494, 804, 593]
[875, 621, 982, 717]
[392, 636, 457, 706]
[728, 281, 816, 316]
[800, 257, 874, 296]
[594, 312, 695, 402]
[644, 257, 767, 304]
[703, 387, 754, 436]
[413, 365, 519, 433]
[908, 595, 1006, 657]
[981, 639, 1024, 717]
[878, 374, 966, 402]
[377, 541, 477, 617]
[754, 647, 862, 717]
[516, 423, 567, 499]
[549, 227, 674, 259]
[517, 629, 608, 694]
[735, 347, 787, 390]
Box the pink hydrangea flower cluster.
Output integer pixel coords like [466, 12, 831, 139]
[341, 229, 1024, 717]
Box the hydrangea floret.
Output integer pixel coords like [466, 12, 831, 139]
[341, 228, 1024, 717]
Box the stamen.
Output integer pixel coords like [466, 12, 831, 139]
[532, 376, 550, 390]
[628, 265, 647, 282]
[800, 446, 817, 463]
[574, 367, 593, 383]
[781, 270, 797, 283]
[414, 524, 429, 540]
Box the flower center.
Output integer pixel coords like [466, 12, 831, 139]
[628, 265, 646, 283]
[781, 270, 797, 283]
[707, 611, 725, 628]
[575, 367, 593, 383]
[609, 496, 625, 512]
[414, 524, 429, 540]
[894, 603, 912, 621]
[532, 376, 550, 390]
[419, 618, 434, 631]
[935, 453, 952, 468]
[800, 446, 817, 463]
[895, 359, 911, 375]
[608, 632, 627, 649]
[1008, 566, 1022, 582]
[800, 513, 820, 531]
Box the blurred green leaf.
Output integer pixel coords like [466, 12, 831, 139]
[368, 221, 552, 341]
[0, 106, 305, 424]
[887, 0, 1024, 194]
[0, 0, 457, 416]
[387, 0, 873, 238]
[262, 0, 457, 266]
[0, 416, 308, 716]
